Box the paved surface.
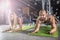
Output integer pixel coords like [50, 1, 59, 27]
[0, 22, 60, 40]
[0, 32, 57, 40]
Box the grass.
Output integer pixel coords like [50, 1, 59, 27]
[16, 24, 35, 32]
[22, 25, 35, 30]
[28, 25, 58, 37]
[16, 25, 58, 37]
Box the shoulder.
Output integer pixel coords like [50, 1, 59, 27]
[48, 15, 55, 22]
[49, 15, 54, 19]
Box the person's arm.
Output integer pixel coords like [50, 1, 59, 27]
[49, 15, 57, 34]
[9, 13, 17, 30]
[12, 13, 17, 30]
[32, 17, 41, 33]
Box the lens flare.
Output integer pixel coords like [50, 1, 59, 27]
[0, 0, 11, 25]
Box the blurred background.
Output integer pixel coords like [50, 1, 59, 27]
[0, 0, 60, 25]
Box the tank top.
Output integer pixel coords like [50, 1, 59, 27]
[38, 14, 51, 25]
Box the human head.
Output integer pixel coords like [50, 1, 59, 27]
[39, 9, 47, 19]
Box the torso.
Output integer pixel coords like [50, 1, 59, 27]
[38, 14, 51, 25]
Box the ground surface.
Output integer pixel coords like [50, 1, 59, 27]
[0, 22, 60, 40]
[28, 25, 58, 37]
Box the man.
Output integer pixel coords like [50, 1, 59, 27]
[3, 12, 23, 32]
[32, 9, 57, 34]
